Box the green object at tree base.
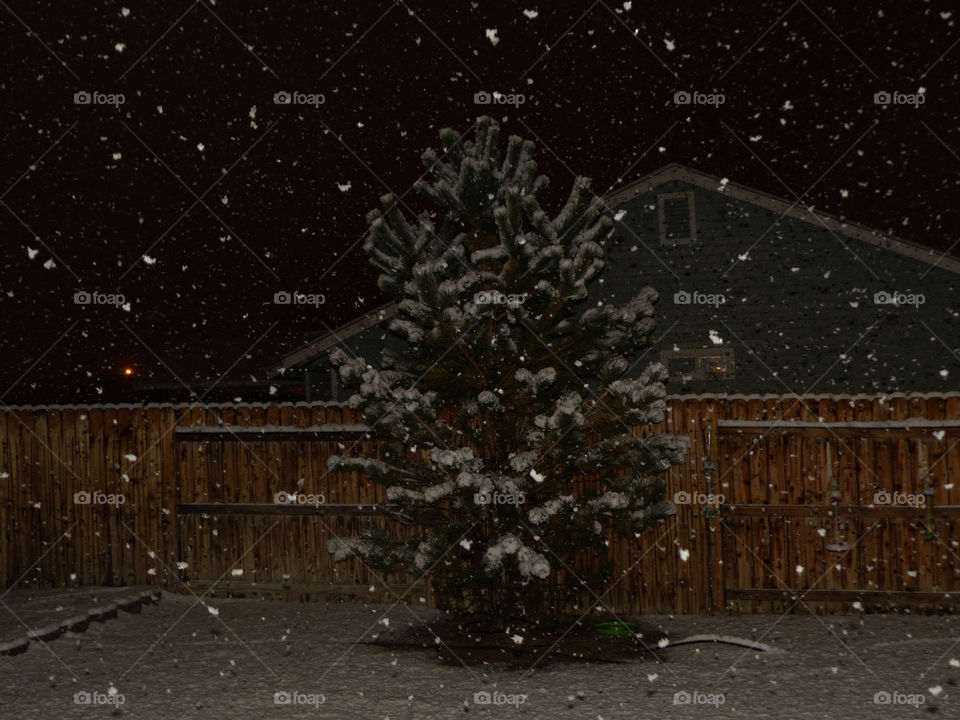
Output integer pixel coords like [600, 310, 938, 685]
[594, 621, 640, 636]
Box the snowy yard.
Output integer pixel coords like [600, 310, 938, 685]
[1, 591, 958, 719]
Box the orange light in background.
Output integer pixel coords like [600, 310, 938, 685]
[123, 368, 135, 376]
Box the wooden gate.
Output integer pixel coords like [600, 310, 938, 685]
[716, 420, 960, 613]
[172, 413, 431, 602]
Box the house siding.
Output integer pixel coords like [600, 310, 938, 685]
[597, 179, 960, 394]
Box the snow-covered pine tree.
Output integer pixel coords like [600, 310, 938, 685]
[327, 116, 689, 623]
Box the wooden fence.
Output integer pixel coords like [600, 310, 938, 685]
[2, 394, 960, 614]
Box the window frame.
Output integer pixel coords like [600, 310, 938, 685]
[660, 346, 735, 381]
[657, 191, 697, 245]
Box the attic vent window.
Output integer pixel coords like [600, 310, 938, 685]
[658, 191, 696, 245]
[660, 347, 734, 381]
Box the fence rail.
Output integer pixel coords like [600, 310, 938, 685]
[2, 394, 960, 614]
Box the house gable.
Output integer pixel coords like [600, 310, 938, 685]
[597, 167, 960, 395]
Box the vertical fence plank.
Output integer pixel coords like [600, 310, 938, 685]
[0, 410, 10, 586]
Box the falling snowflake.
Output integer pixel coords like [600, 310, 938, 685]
[678, 548, 690, 562]
[658, 638, 670, 648]
[43, 258, 56, 269]
[27, 247, 38, 259]
[485, 28, 499, 46]
[530, 469, 545, 483]
[115, 43, 126, 52]
[510, 634, 524, 644]
[143, 254, 157, 265]
[123, 453, 137, 462]
[795, 565, 804, 575]
[523, 9, 538, 19]
[207, 605, 219, 617]
[664, 38, 675, 51]
[337, 181, 352, 192]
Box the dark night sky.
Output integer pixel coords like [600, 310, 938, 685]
[1, 1, 958, 404]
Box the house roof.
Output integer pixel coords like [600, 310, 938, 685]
[272, 302, 398, 376]
[272, 163, 960, 375]
[607, 163, 960, 275]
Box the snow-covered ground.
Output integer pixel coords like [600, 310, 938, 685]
[0, 591, 957, 719]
